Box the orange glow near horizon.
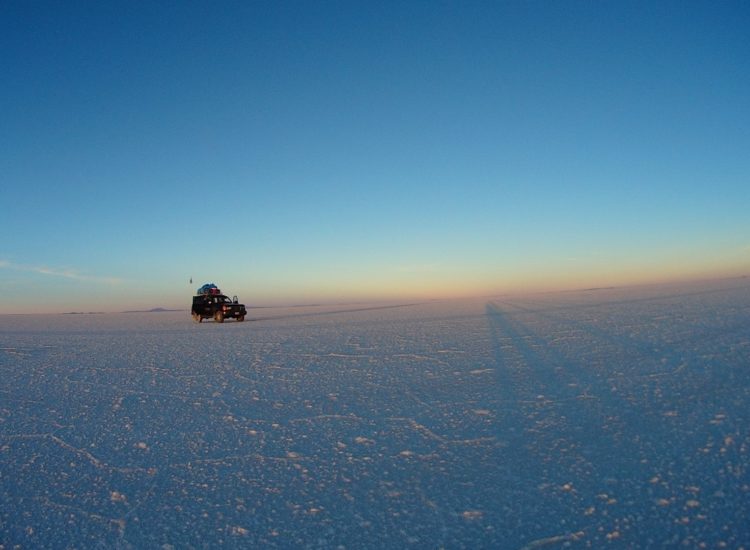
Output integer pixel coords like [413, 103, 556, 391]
[1, 254, 747, 314]
[242, 256, 750, 307]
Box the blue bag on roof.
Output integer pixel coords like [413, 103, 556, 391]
[197, 283, 219, 295]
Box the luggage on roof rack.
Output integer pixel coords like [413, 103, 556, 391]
[197, 283, 220, 295]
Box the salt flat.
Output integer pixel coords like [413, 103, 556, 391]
[1, 280, 749, 548]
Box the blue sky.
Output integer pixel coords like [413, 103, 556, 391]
[2, 1, 749, 313]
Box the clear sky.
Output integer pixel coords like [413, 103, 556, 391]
[2, 1, 749, 313]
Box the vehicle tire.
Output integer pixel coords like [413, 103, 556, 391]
[215, 311, 224, 323]
[237, 315, 245, 322]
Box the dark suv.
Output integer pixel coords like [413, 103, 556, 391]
[192, 293, 247, 323]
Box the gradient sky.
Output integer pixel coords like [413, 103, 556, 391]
[2, 1, 749, 313]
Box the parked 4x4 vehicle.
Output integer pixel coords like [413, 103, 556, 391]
[191, 283, 247, 323]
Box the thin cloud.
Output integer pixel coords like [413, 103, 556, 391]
[0, 260, 124, 285]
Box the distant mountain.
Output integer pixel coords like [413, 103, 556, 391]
[122, 307, 185, 313]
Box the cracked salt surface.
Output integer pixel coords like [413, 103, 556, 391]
[1, 280, 750, 548]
